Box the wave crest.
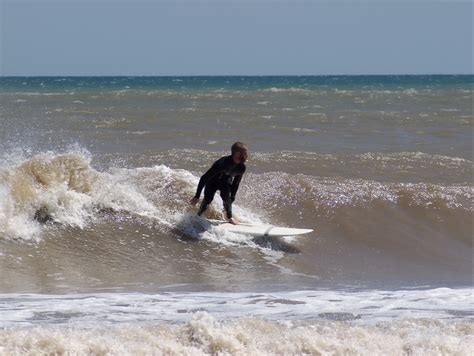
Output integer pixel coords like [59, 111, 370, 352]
[0, 153, 157, 240]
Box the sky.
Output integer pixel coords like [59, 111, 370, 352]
[0, 0, 472, 76]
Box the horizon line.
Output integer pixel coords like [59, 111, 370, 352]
[1, 73, 473, 78]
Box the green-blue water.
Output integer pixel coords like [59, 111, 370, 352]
[0, 75, 472, 91]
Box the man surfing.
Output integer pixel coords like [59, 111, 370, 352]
[190, 142, 248, 225]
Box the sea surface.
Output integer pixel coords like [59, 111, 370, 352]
[0, 76, 472, 354]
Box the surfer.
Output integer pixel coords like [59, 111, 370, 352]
[190, 142, 248, 225]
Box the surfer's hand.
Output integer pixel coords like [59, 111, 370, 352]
[228, 217, 239, 225]
[190, 197, 199, 206]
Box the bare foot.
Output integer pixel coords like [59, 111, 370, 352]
[228, 217, 239, 225]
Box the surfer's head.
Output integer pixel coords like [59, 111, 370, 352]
[231, 142, 248, 164]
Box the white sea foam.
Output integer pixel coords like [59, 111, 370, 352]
[0, 288, 471, 328]
[94, 117, 130, 128]
[305, 112, 325, 117]
[293, 127, 317, 133]
[0, 153, 161, 240]
[334, 89, 351, 94]
[0, 184, 41, 241]
[0, 315, 472, 355]
[403, 88, 418, 95]
[0, 313, 471, 355]
[1, 290, 472, 355]
[262, 87, 312, 93]
[127, 131, 150, 135]
[12, 92, 65, 96]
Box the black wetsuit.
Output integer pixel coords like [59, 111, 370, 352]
[194, 155, 246, 219]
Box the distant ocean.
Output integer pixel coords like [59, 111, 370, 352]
[0, 76, 472, 354]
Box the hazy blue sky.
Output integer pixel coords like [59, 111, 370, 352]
[1, 0, 472, 76]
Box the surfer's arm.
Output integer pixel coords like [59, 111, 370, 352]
[223, 193, 233, 219]
[230, 171, 244, 202]
[224, 173, 244, 219]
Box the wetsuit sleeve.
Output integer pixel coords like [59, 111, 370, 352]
[223, 193, 233, 219]
[194, 160, 222, 199]
[230, 174, 243, 202]
[224, 170, 245, 219]
[230, 166, 246, 202]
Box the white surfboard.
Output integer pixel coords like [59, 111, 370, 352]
[206, 219, 313, 237]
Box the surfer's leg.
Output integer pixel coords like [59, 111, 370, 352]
[197, 186, 217, 216]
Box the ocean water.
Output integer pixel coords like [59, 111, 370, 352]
[0, 76, 472, 354]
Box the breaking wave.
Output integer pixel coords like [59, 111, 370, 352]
[0, 151, 471, 246]
[0, 152, 158, 240]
